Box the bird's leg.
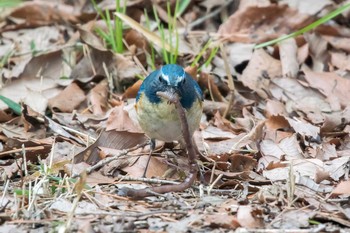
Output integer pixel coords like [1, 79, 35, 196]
[142, 139, 155, 178]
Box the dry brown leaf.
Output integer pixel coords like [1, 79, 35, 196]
[262, 159, 325, 182]
[8, 2, 77, 27]
[304, 33, 329, 72]
[286, 117, 320, 139]
[48, 82, 86, 112]
[218, 4, 312, 43]
[265, 100, 288, 117]
[324, 154, 350, 181]
[272, 209, 315, 229]
[88, 79, 108, 116]
[236, 206, 263, 228]
[202, 125, 237, 140]
[281, 0, 333, 15]
[330, 51, 350, 71]
[323, 35, 350, 53]
[74, 130, 146, 164]
[260, 134, 303, 160]
[297, 43, 309, 64]
[204, 213, 240, 229]
[0, 50, 64, 110]
[332, 180, 350, 195]
[240, 49, 282, 99]
[122, 155, 170, 178]
[279, 38, 299, 78]
[78, 26, 107, 51]
[270, 76, 331, 117]
[70, 49, 113, 82]
[122, 79, 142, 99]
[206, 133, 252, 156]
[198, 72, 223, 102]
[229, 154, 257, 172]
[1, 26, 63, 79]
[321, 107, 350, 132]
[265, 115, 289, 130]
[106, 104, 142, 133]
[303, 67, 350, 108]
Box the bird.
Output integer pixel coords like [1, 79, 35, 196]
[135, 64, 203, 176]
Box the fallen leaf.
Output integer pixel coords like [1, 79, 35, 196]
[88, 79, 108, 116]
[122, 155, 170, 178]
[281, 0, 332, 15]
[303, 67, 350, 107]
[279, 38, 299, 78]
[204, 213, 240, 229]
[240, 49, 282, 99]
[236, 205, 263, 228]
[260, 134, 303, 160]
[218, 4, 312, 43]
[48, 82, 86, 112]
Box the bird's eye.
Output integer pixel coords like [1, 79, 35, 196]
[158, 76, 163, 82]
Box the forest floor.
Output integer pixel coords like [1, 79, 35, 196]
[1, 0, 350, 232]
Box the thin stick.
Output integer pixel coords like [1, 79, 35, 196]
[220, 43, 235, 118]
[71, 141, 149, 178]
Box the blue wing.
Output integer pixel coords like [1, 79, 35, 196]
[136, 69, 160, 102]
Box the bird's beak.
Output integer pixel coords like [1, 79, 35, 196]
[156, 86, 178, 103]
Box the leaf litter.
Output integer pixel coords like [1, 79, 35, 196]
[1, 0, 350, 232]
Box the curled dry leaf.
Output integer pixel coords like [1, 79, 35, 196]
[198, 72, 224, 102]
[122, 79, 142, 99]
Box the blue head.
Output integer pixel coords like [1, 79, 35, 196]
[136, 64, 203, 109]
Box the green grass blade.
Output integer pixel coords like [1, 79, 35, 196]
[0, 95, 22, 115]
[105, 10, 117, 52]
[255, 3, 350, 49]
[204, 46, 219, 68]
[191, 39, 212, 67]
[176, 0, 190, 17]
[0, 0, 21, 8]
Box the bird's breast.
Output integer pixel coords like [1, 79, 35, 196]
[136, 93, 202, 142]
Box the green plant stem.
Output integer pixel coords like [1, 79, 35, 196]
[255, 3, 350, 49]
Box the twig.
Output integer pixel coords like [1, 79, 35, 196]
[117, 175, 240, 195]
[71, 141, 149, 179]
[0, 146, 45, 157]
[119, 91, 198, 198]
[74, 209, 188, 217]
[220, 43, 235, 118]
